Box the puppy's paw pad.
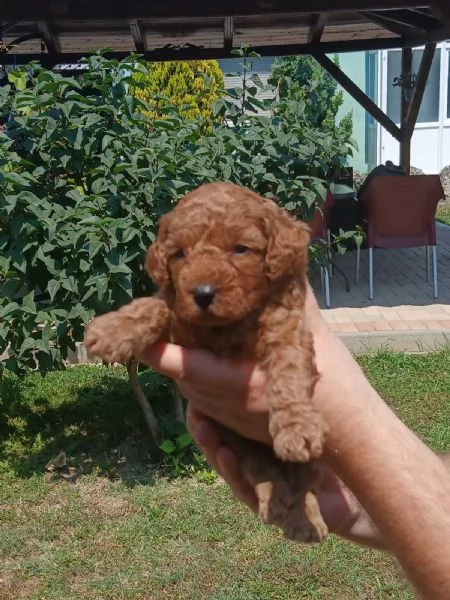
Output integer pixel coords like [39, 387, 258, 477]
[273, 424, 324, 463]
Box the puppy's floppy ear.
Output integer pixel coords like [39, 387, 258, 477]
[145, 214, 170, 289]
[264, 205, 311, 281]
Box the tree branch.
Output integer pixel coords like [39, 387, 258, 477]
[126, 359, 160, 445]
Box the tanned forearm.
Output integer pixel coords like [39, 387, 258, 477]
[314, 335, 450, 600]
[340, 452, 450, 552]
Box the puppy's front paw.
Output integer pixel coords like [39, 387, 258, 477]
[84, 313, 134, 364]
[273, 418, 325, 463]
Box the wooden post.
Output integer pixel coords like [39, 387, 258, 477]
[399, 48, 412, 173]
[400, 43, 436, 174]
[36, 20, 60, 54]
[308, 12, 328, 44]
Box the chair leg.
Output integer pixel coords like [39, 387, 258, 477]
[319, 263, 326, 291]
[355, 246, 361, 284]
[326, 229, 333, 277]
[432, 245, 438, 299]
[368, 247, 374, 300]
[426, 245, 430, 282]
[321, 265, 331, 308]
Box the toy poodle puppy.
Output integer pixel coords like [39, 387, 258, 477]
[84, 181, 328, 542]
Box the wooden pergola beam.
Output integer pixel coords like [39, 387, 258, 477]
[223, 17, 234, 52]
[377, 8, 441, 30]
[405, 25, 450, 45]
[36, 20, 60, 54]
[430, 0, 450, 29]
[312, 51, 402, 142]
[398, 42, 436, 172]
[403, 42, 436, 140]
[0, 0, 430, 20]
[399, 47, 413, 171]
[361, 10, 423, 36]
[0, 35, 413, 65]
[308, 12, 328, 44]
[129, 19, 147, 52]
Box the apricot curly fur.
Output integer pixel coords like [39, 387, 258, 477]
[84, 181, 329, 542]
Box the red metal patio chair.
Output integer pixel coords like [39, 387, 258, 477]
[357, 175, 444, 300]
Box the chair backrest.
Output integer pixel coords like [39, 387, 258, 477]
[356, 162, 405, 199]
[359, 175, 444, 248]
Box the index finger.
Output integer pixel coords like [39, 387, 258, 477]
[138, 342, 265, 391]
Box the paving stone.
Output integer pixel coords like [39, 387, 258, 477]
[387, 321, 410, 330]
[406, 321, 428, 330]
[372, 321, 393, 331]
[316, 223, 450, 345]
[339, 330, 450, 354]
[424, 320, 447, 329]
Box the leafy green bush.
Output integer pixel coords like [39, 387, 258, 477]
[158, 419, 217, 482]
[0, 50, 354, 402]
[270, 55, 354, 144]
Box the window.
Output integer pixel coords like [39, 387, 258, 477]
[387, 49, 441, 124]
[365, 51, 378, 166]
[447, 50, 450, 119]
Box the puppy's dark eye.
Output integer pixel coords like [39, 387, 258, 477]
[171, 249, 185, 260]
[233, 244, 250, 254]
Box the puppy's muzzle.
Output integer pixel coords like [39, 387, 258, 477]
[193, 284, 216, 309]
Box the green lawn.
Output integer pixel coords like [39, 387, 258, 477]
[1, 350, 449, 600]
[436, 202, 450, 226]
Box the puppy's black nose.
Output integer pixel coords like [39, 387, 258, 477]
[193, 284, 216, 309]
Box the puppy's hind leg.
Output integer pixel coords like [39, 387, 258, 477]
[243, 452, 328, 543]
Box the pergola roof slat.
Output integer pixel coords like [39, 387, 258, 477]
[361, 10, 425, 36]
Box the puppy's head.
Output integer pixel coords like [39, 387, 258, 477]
[146, 182, 310, 326]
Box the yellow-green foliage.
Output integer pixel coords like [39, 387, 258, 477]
[134, 60, 224, 123]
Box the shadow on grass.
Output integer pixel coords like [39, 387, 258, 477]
[0, 365, 177, 485]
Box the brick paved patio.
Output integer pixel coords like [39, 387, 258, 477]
[315, 223, 450, 341]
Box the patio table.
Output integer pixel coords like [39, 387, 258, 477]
[326, 182, 364, 293]
[329, 182, 362, 249]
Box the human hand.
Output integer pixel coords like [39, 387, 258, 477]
[137, 283, 363, 450]
[137, 284, 386, 548]
[137, 335, 271, 445]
